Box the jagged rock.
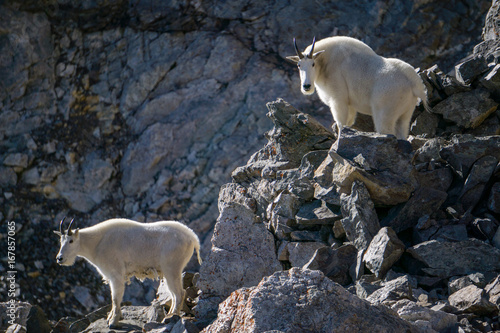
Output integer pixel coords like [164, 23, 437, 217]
[286, 242, 327, 267]
[480, 64, 500, 98]
[196, 201, 281, 320]
[488, 182, 500, 213]
[407, 239, 500, 278]
[382, 187, 448, 233]
[201, 268, 420, 333]
[449, 273, 487, 295]
[410, 110, 440, 137]
[355, 275, 383, 299]
[439, 135, 500, 178]
[455, 56, 489, 85]
[330, 128, 415, 205]
[363, 227, 405, 278]
[448, 285, 497, 315]
[365, 275, 416, 306]
[459, 155, 498, 211]
[295, 199, 342, 225]
[266, 191, 299, 239]
[470, 217, 499, 241]
[485, 275, 500, 306]
[414, 167, 453, 193]
[431, 89, 498, 129]
[304, 244, 357, 285]
[413, 224, 468, 243]
[340, 181, 380, 251]
[392, 299, 458, 332]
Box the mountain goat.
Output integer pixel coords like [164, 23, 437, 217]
[286, 36, 429, 139]
[54, 217, 202, 328]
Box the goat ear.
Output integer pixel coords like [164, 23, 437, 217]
[286, 56, 300, 64]
[73, 229, 80, 237]
[53, 231, 62, 236]
[312, 50, 325, 59]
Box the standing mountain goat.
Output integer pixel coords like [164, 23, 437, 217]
[286, 36, 428, 139]
[55, 217, 202, 328]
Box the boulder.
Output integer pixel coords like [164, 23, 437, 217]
[304, 244, 357, 285]
[201, 268, 420, 333]
[340, 181, 380, 251]
[407, 239, 500, 278]
[431, 89, 498, 129]
[366, 275, 416, 306]
[459, 155, 498, 211]
[392, 299, 458, 332]
[381, 187, 448, 233]
[329, 128, 415, 205]
[488, 182, 500, 213]
[363, 227, 405, 278]
[448, 285, 497, 315]
[196, 201, 281, 320]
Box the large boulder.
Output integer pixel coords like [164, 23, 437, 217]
[201, 268, 420, 333]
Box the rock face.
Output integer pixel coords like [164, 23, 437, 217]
[1, 0, 500, 332]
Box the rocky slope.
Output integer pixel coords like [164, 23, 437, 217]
[0, 0, 499, 332]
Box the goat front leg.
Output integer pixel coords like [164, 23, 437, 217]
[108, 279, 125, 328]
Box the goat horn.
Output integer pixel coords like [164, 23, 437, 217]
[67, 218, 75, 235]
[59, 217, 66, 234]
[293, 38, 304, 59]
[308, 36, 316, 59]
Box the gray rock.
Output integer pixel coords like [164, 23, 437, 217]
[340, 181, 380, 251]
[485, 275, 500, 306]
[480, 64, 500, 98]
[202, 268, 420, 333]
[304, 244, 357, 285]
[439, 135, 500, 178]
[196, 202, 281, 320]
[449, 273, 487, 295]
[413, 224, 468, 243]
[295, 200, 342, 225]
[410, 110, 440, 137]
[489, 182, 500, 214]
[355, 275, 383, 299]
[363, 227, 405, 279]
[286, 242, 327, 267]
[331, 128, 415, 205]
[455, 56, 489, 85]
[407, 239, 500, 278]
[382, 187, 448, 233]
[448, 285, 497, 315]
[459, 155, 498, 211]
[432, 89, 498, 129]
[366, 275, 416, 306]
[392, 299, 458, 332]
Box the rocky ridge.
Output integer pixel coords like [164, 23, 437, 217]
[0, 0, 499, 332]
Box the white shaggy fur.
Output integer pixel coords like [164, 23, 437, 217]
[55, 218, 202, 327]
[287, 36, 429, 139]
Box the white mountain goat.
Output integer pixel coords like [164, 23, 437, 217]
[286, 36, 429, 139]
[54, 217, 202, 327]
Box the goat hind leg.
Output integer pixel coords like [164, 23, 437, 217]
[108, 280, 125, 327]
[163, 270, 184, 315]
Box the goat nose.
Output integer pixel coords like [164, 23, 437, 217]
[57, 255, 63, 262]
[303, 84, 311, 90]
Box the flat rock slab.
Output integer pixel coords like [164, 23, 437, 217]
[407, 239, 500, 278]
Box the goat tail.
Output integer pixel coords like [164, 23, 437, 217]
[194, 241, 202, 265]
[407, 67, 432, 113]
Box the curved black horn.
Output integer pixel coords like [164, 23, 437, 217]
[293, 38, 304, 59]
[67, 218, 75, 235]
[307, 36, 317, 59]
[59, 217, 66, 234]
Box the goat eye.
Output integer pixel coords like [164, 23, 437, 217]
[312, 63, 315, 67]
[69, 240, 73, 244]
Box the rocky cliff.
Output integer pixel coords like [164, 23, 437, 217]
[0, 0, 499, 332]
